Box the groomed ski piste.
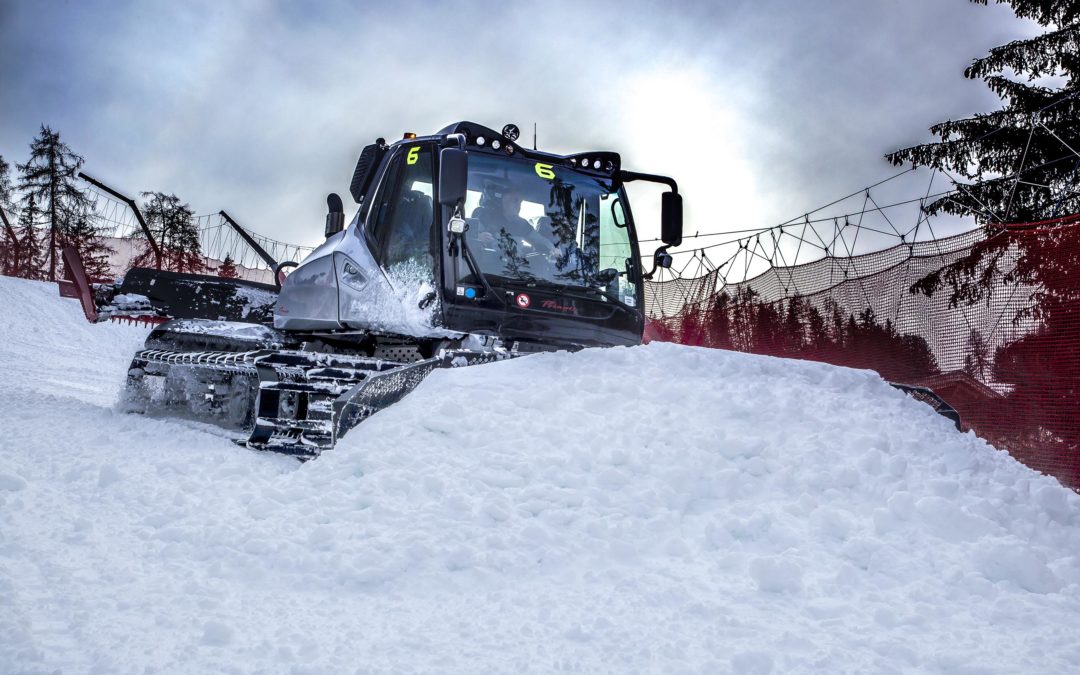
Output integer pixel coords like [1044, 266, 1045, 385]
[1, 275, 1078, 674]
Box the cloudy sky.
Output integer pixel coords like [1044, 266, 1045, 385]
[0, 0, 1035, 250]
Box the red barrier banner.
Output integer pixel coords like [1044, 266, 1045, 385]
[646, 215, 1080, 489]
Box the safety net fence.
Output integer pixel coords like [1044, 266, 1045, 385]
[78, 179, 314, 284]
[644, 213, 1080, 489]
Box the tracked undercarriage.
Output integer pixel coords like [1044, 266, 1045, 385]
[124, 321, 517, 458]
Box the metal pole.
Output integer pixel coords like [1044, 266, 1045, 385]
[78, 171, 162, 269]
[219, 211, 279, 270]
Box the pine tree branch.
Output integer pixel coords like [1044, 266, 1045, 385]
[982, 76, 1059, 107]
[972, 0, 1080, 29]
[966, 24, 1080, 81]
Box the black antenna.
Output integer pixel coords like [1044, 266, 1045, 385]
[533, 123, 537, 150]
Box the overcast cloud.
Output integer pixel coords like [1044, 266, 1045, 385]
[0, 0, 1035, 249]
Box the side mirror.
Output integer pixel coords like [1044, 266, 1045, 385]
[655, 249, 673, 269]
[325, 193, 345, 238]
[439, 148, 468, 207]
[661, 192, 683, 247]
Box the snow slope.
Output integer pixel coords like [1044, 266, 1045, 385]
[1, 275, 1079, 674]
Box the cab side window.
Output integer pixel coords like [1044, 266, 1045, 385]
[368, 144, 435, 270]
[367, 153, 405, 249]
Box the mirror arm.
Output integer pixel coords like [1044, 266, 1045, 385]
[643, 245, 672, 280]
[618, 170, 678, 194]
[447, 202, 465, 255]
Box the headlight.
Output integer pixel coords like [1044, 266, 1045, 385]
[338, 254, 368, 292]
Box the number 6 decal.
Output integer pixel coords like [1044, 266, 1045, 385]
[406, 146, 420, 165]
[534, 162, 555, 180]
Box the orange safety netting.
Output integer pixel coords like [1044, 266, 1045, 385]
[645, 214, 1080, 489]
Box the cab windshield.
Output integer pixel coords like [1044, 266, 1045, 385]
[463, 153, 638, 306]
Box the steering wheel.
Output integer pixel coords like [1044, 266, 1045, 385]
[274, 261, 299, 290]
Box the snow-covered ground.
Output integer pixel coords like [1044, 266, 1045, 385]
[1, 275, 1078, 674]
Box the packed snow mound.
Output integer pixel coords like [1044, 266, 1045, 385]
[1, 275, 1079, 674]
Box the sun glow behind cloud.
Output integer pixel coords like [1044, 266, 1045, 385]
[616, 66, 762, 244]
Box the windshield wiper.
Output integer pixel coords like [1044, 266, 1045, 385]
[456, 235, 502, 303]
[489, 275, 632, 308]
[540, 279, 628, 307]
[564, 285, 625, 305]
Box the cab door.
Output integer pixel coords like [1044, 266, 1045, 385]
[335, 142, 450, 337]
[366, 142, 437, 279]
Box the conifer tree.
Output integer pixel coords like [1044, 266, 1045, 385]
[62, 210, 114, 280]
[12, 195, 44, 279]
[888, 1, 1080, 308]
[17, 125, 96, 280]
[0, 224, 13, 276]
[888, 0, 1080, 450]
[0, 155, 14, 214]
[887, 0, 1080, 222]
[217, 253, 239, 279]
[133, 192, 204, 273]
[0, 155, 17, 276]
